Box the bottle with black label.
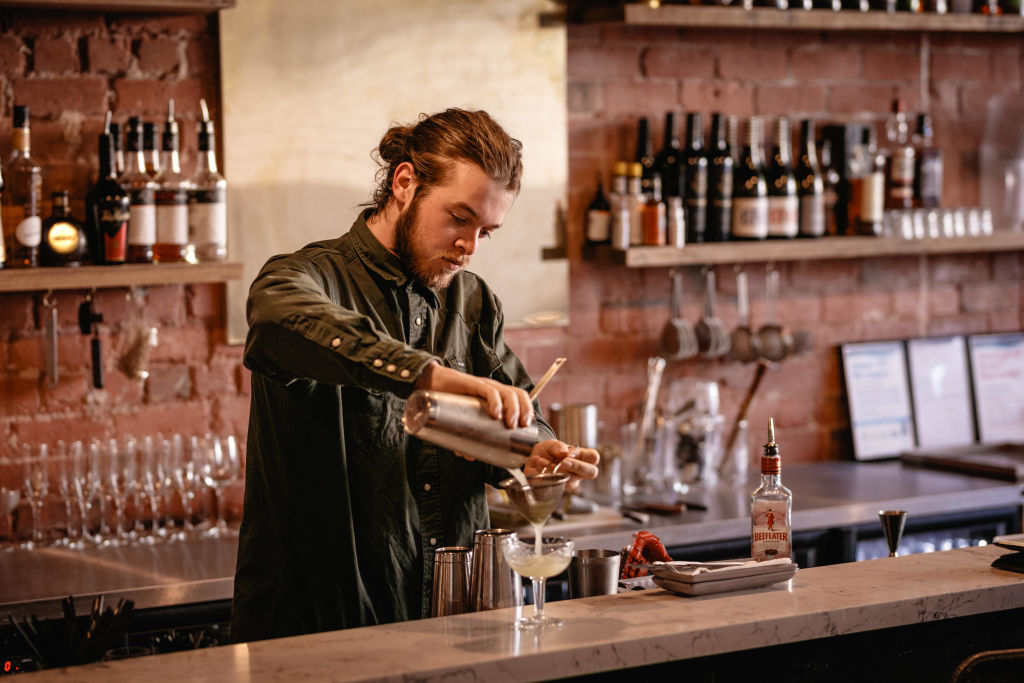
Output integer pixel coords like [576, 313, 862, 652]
[119, 117, 157, 263]
[820, 138, 842, 237]
[143, 121, 161, 178]
[2, 105, 43, 268]
[86, 114, 130, 264]
[795, 120, 826, 238]
[635, 118, 656, 197]
[40, 191, 87, 267]
[654, 112, 682, 199]
[154, 100, 191, 263]
[766, 117, 799, 239]
[914, 113, 943, 209]
[190, 98, 228, 261]
[585, 174, 612, 244]
[706, 112, 733, 242]
[683, 112, 708, 244]
[731, 117, 768, 241]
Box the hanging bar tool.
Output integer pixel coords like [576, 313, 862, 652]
[78, 293, 104, 389]
[42, 291, 58, 389]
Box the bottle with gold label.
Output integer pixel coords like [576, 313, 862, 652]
[2, 105, 43, 267]
[40, 191, 87, 267]
[751, 418, 793, 561]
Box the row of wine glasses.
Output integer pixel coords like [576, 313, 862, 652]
[0, 433, 244, 550]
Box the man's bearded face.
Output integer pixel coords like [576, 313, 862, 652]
[394, 190, 469, 291]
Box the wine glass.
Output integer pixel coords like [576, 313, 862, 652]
[21, 443, 49, 548]
[200, 434, 241, 537]
[500, 534, 574, 630]
[0, 457, 21, 551]
[136, 435, 163, 543]
[84, 439, 109, 545]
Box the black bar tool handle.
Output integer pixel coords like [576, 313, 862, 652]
[90, 336, 103, 389]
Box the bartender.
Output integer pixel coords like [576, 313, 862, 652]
[231, 108, 599, 643]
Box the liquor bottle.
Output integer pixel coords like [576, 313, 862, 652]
[86, 115, 131, 264]
[585, 175, 612, 244]
[642, 174, 667, 246]
[627, 162, 645, 246]
[110, 122, 125, 177]
[0, 165, 5, 269]
[795, 120, 826, 238]
[119, 117, 157, 263]
[858, 129, 886, 236]
[609, 161, 631, 250]
[751, 418, 792, 561]
[914, 113, 943, 209]
[40, 191, 87, 267]
[143, 121, 161, 177]
[820, 139, 842, 236]
[153, 100, 191, 263]
[190, 99, 228, 261]
[683, 112, 708, 244]
[766, 117, 799, 239]
[885, 99, 910, 149]
[2, 105, 43, 267]
[635, 118, 656, 197]
[706, 112, 733, 242]
[654, 112, 682, 199]
[846, 128, 870, 232]
[731, 117, 769, 241]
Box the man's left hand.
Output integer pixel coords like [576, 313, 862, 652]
[524, 439, 600, 494]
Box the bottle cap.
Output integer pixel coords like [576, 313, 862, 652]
[629, 162, 643, 178]
[110, 122, 122, 151]
[13, 105, 28, 128]
[614, 161, 630, 176]
[143, 122, 158, 151]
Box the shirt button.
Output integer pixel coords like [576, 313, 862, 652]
[415, 316, 423, 326]
[423, 483, 431, 492]
[373, 359, 383, 368]
[400, 369, 410, 378]
[385, 364, 396, 373]
[331, 337, 341, 348]
[429, 538, 437, 546]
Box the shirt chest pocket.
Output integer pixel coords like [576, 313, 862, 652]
[342, 387, 406, 451]
[443, 348, 501, 379]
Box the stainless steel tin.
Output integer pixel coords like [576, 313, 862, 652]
[469, 529, 523, 611]
[557, 403, 599, 449]
[403, 390, 538, 469]
[431, 546, 472, 617]
[568, 548, 621, 599]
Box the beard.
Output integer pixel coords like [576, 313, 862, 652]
[393, 192, 469, 291]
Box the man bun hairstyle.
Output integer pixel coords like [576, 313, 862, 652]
[370, 108, 523, 214]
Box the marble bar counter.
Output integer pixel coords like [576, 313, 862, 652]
[22, 544, 1024, 682]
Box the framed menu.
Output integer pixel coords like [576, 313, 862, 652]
[906, 336, 976, 449]
[967, 333, 1024, 444]
[841, 341, 917, 460]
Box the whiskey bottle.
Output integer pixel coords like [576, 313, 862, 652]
[751, 418, 792, 561]
[40, 191, 87, 267]
[143, 121, 161, 178]
[609, 161, 631, 250]
[914, 113, 943, 209]
[653, 112, 682, 199]
[2, 105, 43, 267]
[627, 162, 645, 246]
[683, 112, 708, 244]
[795, 120, 826, 238]
[120, 117, 157, 263]
[706, 112, 733, 242]
[153, 100, 191, 263]
[766, 116, 799, 239]
[190, 99, 228, 261]
[635, 118, 656, 197]
[86, 115, 130, 264]
[859, 129, 886, 236]
[820, 139, 841, 236]
[731, 117, 768, 241]
[585, 175, 612, 244]
[642, 173, 666, 246]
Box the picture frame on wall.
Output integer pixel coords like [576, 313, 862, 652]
[967, 332, 1024, 444]
[906, 336, 976, 449]
[840, 340, 917, 460]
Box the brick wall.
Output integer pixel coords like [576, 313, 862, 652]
[0, 9, 247, 459]
[504, 23, 1024, 462]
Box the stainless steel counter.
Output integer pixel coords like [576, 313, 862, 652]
[1, 462, 1021, 622]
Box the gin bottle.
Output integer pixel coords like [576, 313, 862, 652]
[751, 418, 792, 561]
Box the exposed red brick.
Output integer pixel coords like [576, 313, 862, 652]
[185, 283, 226, 321]
[859, 316, 922, 341]
[113, 77, 202, 117]
[0, 35, 26, 74]
[717, 45, 788, 81]
[145, 365, 193, 403]
[211, 395, 250, 439]
[568, 82, 602, 114]
[144, 284, 187, 327]
[600, 25, 682, 45]
[11, 415, 110, 446]
[861, 49, 919, 83]
[138, 37, 181, 75]
[149, 326, 210, 363]
[993, 253, 1022, 280]
[927, 313, 989, 336]
[33, 36, 77, 74]
[567, 25, 601, 44]
[932, 51, 991, 83]
[960, 83, 1019, 124]
[961, 281, 1021, 312]
[12, 77, 108, 117]
[642, 46, 715, 80]
[1, 374, 40, 416]
[0, 294, 34, 336]
[929, 82, 959, 120]
[790, 45, 861, 81]
[237, 364, 252, 397]
[892, 290, 923, 317]
[821, 291, 892, 324]
[929, 254, 991, 284]
[827, 83, 893, 115]
[113, 402, 210, 438]
[928, 284, 960, 317]
[185, 37, 217, 78]
[988, 308, 1022, 332]
[789, 259, 861, 292]
[990, 47, 1021, 86]
[40, 370, 90, 410]
[194, 356, 240, 398]
[755, 84, 826, 115]
[87, 35, 132, 74]
[568, 44, 641, 80]
[679, 79, 754, 116]
[111, 13, 210, 35]
[602, 80, 678, 116]
[8, 10, 104, 33]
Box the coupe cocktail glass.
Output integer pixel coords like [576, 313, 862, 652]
[500, 534, 573, 629]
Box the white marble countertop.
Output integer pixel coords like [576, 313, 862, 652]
[22, 544, 1024, 682]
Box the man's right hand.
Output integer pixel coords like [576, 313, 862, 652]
[416, 361, 533, 429]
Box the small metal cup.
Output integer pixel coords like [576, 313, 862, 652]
[431, 546, 472, 617]
[469, 529, 523, 611]
[568, 549, 621, 599]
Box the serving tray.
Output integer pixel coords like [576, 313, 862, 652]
[650, 559, 798, 596]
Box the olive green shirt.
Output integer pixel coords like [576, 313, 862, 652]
[231, 210, 553, 643]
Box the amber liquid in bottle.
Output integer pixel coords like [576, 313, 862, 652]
[2, 105, 43, 268]
[153, 101, 191, 263]
[120, 117, 157, 263]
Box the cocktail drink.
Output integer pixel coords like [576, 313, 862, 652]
[501, 534, 573, 629]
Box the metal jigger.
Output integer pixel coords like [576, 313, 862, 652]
[498, 473, 570, 526]
[879, 510, 907, 557]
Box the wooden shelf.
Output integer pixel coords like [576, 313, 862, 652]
[584, 232, 1024, 268]
[0, 0, 234, 12]
[582, 4, 1024, 33]
[0, 261, 243, 293]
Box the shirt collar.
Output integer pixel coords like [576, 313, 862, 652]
[350, 209, 410, 286]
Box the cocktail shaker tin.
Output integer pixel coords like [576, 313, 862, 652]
[469, 529, 523, 611]
[431, 546, 472, 617]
